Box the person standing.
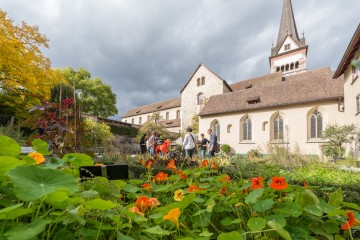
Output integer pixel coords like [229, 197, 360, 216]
[207, 129, 218, 158]
[182, 127, 197, 159]
[200, 133, 210, 159]
[148, 131, 156, 156]
[139, 134, 147, 154]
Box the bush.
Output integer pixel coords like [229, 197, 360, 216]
[220, 144, 231, 153]
[109, 124, 138, 137]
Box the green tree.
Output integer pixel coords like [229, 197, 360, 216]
[81, 118, 113, 150]
[136, 113, 171, 141]
[57, 67, 118, 117]
[321, 124, 358, 159]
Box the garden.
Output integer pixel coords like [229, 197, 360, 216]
[1, 135, 360, 240]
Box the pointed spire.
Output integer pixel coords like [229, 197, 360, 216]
[276, 0, 300, 46]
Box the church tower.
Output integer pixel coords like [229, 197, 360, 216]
[270, 0, 308, 76]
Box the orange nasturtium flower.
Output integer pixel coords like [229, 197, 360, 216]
[129, 206, 144, 217]
[147, 198, 160, 208]
[303, 182, 308, 188]
[212, 161, 218, 170]
[28, 152, 45, 165]
[144, 159, 155, 168]
[219, 186, 227, 195]
[177, 170, 187, 179]
[201, 159, 209, 168]
[269, 176, 288, 190]
[154, 172, 168, 181]
[163, 208, 181, 228]
[135, 196, 150, 212]
[220, 175, 231, 183]
[187, 185, 198, 192]
[342, 211, 360, 230]
[166, 159, 177, 171]
[141, 183, 153, 191]
[94, 163, 104, 166]
[174, 189, 184, 202]
[251, 176, 263, 189]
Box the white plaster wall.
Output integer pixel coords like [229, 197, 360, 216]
[122, 106, 181, 125]
[199, 101, 345, 156]
[278, 36, 299, 54]
[181, 65, 228, 130]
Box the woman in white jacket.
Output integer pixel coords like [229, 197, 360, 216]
[182, 127, 197, 159]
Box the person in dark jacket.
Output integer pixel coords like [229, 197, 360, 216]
[139, 134, 147, 154]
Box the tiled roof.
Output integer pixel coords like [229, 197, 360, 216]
[334, 23, 360, 78]
[122, 98, 181, 118]
[199, 67, 344, 116]
[160, 119, 181, 128]
[230, 72, 282, 91]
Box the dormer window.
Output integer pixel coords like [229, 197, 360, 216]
[157, 105, 162, 109]
[284, 43, 290, 51]
[246, 96, 260, 105]
[245, 84, 252, 89]
[136, 110, 141, 114]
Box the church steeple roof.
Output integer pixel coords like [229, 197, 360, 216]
[271, 0, 306, 56]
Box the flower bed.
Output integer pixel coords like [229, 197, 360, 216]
[0, 135, 360, 239]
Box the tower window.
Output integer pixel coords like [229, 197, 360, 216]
[290, 63, 294, 70]
[295, 61, 299, 69]
[281, 65, 284, 72]
[166, 112, 169, 121]
[201, 76, 205, 85]
[197, 78, 200, 86]
[176, 110, 180, 119]
[276, 67, 280, 72]
[284, 44, 291, 51]
[285, 64, 289, 71]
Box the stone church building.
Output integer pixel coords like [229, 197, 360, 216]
[122, 0, 360, 157]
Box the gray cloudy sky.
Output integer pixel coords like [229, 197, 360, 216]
[2, 0, 360, 119]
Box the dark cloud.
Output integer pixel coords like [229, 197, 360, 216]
[2, 0, 359, 119]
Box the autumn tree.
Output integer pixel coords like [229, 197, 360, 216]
[57, 67, 118, 117]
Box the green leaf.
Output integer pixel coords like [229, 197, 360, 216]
[335, 234, 346, 240]
[318, 200, 337, 213]
[32, 139, 51, 155]
[245, 188, 264, 204]
[206, 198, 216, 212]
[0, 135, 21, 157]
[45, 189, 70, 208]
[304, 205, 323, 217]
[154, 193, 195, 214]
[253, 199, 274, 212]
[267, 221, 291, 240]
[328, 209, 346, 217]
[74, 190, 100, 199]
[322, 222, 340, 234]
[217, 231, 242, 240]
[289, 227, 309, 240]
[143, 225, 171, 236]
[153, 184, 170, 192]
[0, 204, 33, 220]
[221, 217, 233, 226]
[279, 203, 303, 217]
[117, 232, 135, 240]
[342, 201, 360, 211]
[247, 217, 266, 231]
[231, 218, 242, 224]
[299, 189, 320, 207]
[199, 230, 213, 237]
[63, 153, 93, 166]
[44, 157, 65, 169]
[329, 188, 343, 207]
[0, 156, 25, 180]
[123, 184, 139, 193]
[53, 228, 75, 240]
[85, 199, 116, 210]
[6, 165, 78, 201]
[265, 215, 286, 228]
[4, 219, 51, 240]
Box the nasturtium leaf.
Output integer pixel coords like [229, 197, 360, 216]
[0, 156, 25, 180]
[304, 204, 323, 217]
[299, 189, 320, 207]
[194, 196, 205, 203]
[32, 138, 51, 155]
[148, 213, 163, 219]
[322, 222, 340, 234]
[265, 215, 286, 228]
[317, 200, 336, 213]
[0, 204, 33, 220]
[117, 232, 135, 240]
[6, 165, 78, 201]
[85, 199, 116, 210]
[221, 217, 233, 226]
[63, 153, 93, 166]
[128, 179, 143, 185]
[53, 228, 75, 240]
[253, 199, 274, 212]
[4, 219, 51, 240]
[154, 193, 195, 214]
[44, 157, 65, 169]
[74, 190, 99, 199]
[329, 188, 343, 208]
[342, 201, 360, 211]
[199, 230, 213, 237]
[192, 209, 207, 216]
[75, 228, 104, 237]
[217, 231, 242, 240]
[267, 221, 291, 240]
[45, 189, 70, 208]
[279, 203, 303, 217]
[153, 184, 171, 192]
[0, 135, 21, 157]
[289, 227, 310, 240]
[206, 198, 216, 212]
[143, 226, 171, 236]
[247, 217, 266, 231]
[245, 188, 264, 204]
[334, 234, 346, 240]
[231, 218, 242, 224]
[328, 209, 346, 217]
[123, 184, 139, 193]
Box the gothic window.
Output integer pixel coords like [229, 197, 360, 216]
[227, 124, 232, 133]
[295, 61, 299, 69]
[197, 93, 204, 105]
[197, 78, 200, 86]
[357, 95, 360, 114]
[285, 64, 289, 71]
[310, 110, 323, 138]
[166, 112, 169, 121]
[276, 67, 280, 72]
[131, 118, 134, 124]
[176, 110, 180, 119]
[284, 43, 290, 50]
[214, 122, 220, 142]
[273, 115, 284, 140]
[290, 63, 294, 70]
[139, 117, 142, 124]
[242, 117, 252, 140]
[201, 76, 205, 85]
[281, 65, 284, 72]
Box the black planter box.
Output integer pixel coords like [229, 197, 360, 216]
[80, 164, 129, 180]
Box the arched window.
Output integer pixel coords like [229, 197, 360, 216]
[176, 110, 180, 119]
[281, 65, 284, 72]
[290, 63, 294, 70]
[273, 115, 284, 140]
[276, 67, 280, 72]
[166, 112, 169, 121]
[131, 118, 134, 124]
[197, 93, 204, 105]
[227, 124, 232, 133]
[285, 64, 289, 71]
[310, 110, 323, 138]
[139, 117, 142, 124]
[147, 115, 151, 122]
[197, 78, 200, 86]
[201, 76, 205, 85]
[242, 117, 252, 140]
[211, 120, 221, 142]
[295, 61, 299, 69]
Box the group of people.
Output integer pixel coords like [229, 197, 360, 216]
[139, 128, 218, 159]
[182, 127, 218, 159]
[139, 131, 171, 156]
